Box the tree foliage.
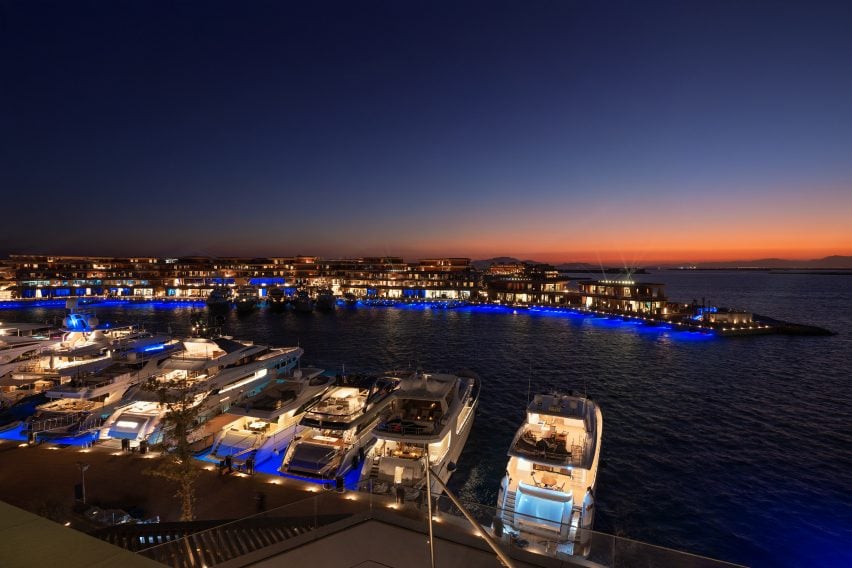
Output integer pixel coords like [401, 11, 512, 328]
[144, 372, 200, 521]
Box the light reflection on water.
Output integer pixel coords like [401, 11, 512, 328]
[3, 270, 851, 567]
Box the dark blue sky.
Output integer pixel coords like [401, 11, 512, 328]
[2, 1, 851, 261]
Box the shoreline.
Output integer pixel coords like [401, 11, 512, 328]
[0, 297, 834, 337]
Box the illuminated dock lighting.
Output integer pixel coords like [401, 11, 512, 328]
[18, 443, 28, 448]
[111, 451, 123, 456]
[47, 446, 59, 450]
[64, 522, 71, 527]
[345, 494, 358, 501]
[386, 503, 398, 509]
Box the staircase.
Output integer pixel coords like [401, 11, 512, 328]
[500, 489, 517, 525]
[95, 514, 351, 568]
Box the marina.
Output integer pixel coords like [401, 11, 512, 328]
[4, 1, 851, 565]
[2, 267, 846, 567]
[0, 254, 834, 337]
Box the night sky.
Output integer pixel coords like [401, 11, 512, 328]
[2, 1, 851, 262]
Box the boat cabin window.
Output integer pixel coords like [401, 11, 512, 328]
[533, 463, 572, 477]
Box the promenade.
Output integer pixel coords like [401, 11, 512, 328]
[0, 438, 315, 526]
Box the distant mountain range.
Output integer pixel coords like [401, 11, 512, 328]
[472, 257, 642, 273]
[473, 255, 852, 271]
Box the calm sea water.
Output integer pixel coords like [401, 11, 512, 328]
[3, 271, 851, 567]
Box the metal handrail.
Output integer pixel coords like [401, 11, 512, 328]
[427, 467, 517, 568]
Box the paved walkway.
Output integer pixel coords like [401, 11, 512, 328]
[0, 438, 322, 525]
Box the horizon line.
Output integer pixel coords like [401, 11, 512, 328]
[2, 251, 850, 267]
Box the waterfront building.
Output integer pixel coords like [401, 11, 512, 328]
[0, 260, 14, 300]
[6, 254, 479, 302]
[577, 279, 668, 315]
[484, 262, 572, 305]
[704, 308, 753, 325]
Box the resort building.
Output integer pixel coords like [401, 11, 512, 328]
[0, 260, 14, 300]
[704, 308, 753, 325]
[5, 254, 479, 301]
[484, 263, 572, 305]
[577, 280, 668, 316]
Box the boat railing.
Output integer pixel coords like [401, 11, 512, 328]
[27, 411, 89, 433]
[375, 418, 435, 436]
[53, 373, 126, 392]
[512, 432, 578, 464]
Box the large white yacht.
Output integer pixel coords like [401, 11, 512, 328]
[99, 338, 303, 448]
[25, 337, 181, 442]
[363, 371, 479, 496]
[279, 377, 398, 483]
[207, 368, 334, 466]
[1, 300, 144, 406]
[0, 323, 60, 407]
[496, 392, 602, 555]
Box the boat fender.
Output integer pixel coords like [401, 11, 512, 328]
[447, 461, 457, 472]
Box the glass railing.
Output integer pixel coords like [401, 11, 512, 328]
[134, 484, 743, 568]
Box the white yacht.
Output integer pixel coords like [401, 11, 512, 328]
[1, 301, 144, 406]
[207, 368, 334, 465]
[99, 339, 303, 448]
[279, 377, 398, 483]
[234, 286, 259, 314]
[496, 393, 602, 555]
[0, 323, 60, 407]
[26, 339, 181, 442]
[363, 371, 479, 496]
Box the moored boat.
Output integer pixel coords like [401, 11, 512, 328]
[362, 370, 479, 497]
[266, 287, 289, 312]
[315, 289, 336, 312]
[99, 338, 304, 449]
[279, 376, 398, 484]
[292, 290, 314, 313]
[206, 287, 233, 310]
[496, 392, 602, 556]
[234, 286, 259, 314]
[207, 368, 334, 467]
